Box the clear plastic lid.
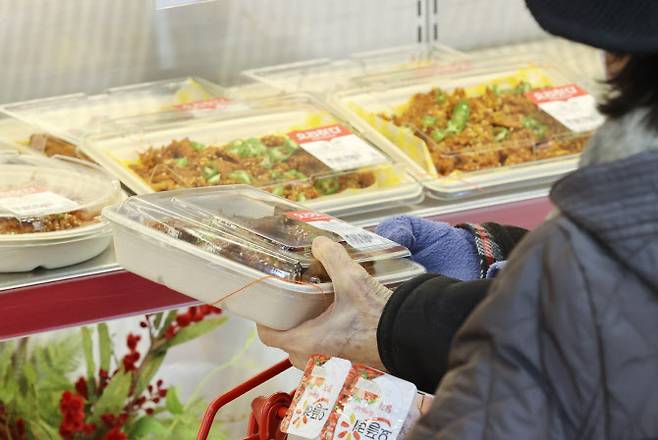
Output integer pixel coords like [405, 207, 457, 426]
[0, 77, 234, 145]
[243, 44, 464, 94]
[82, 94, 407, 205]
[0, 153, 122, 238]
[109, 185, 411, 282]
[332, 55, 603, 196]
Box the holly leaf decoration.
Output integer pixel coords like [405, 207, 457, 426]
[81, 326, 97, 398]
[165, 386, 184, 415]
[129, 415, 169, 439]
[98, 323, 112, 373]
[93, 369, 132, 422]
[164, 317, 228, 349]
[134, 351, 166, 399]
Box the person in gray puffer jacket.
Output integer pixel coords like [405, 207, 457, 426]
[258, 0, 658, 438]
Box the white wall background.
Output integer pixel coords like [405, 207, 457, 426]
[0, 0, 547, 103]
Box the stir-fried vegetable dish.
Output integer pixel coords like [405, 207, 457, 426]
[382, 81, 588, 175]
[129, 134, 376, 201]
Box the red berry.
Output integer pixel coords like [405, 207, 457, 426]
[74, 377, 88, 400]
[157, 379, 163, 387]
[145, 408, 154, 415]
[164, 326, 176, 340]
[101, 413, 116, 427]
[126, 333, 141, 351]
[176, 313, 191, 327]
[158, 389, 168, 397]
[153, 397, 160, 404]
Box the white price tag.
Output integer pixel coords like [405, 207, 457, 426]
[526, 84, 604, 133]
[288, 124, 387, 171]
[285, 210, 398, 251]
[0, 187, 79, 217]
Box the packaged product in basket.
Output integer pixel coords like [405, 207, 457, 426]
[281, 355, 353, 438]
[284, 358, 422, 440]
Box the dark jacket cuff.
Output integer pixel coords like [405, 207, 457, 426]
[377, 273, 439, 375]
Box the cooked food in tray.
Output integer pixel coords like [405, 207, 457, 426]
[28, 133, 92, 161]
[381, 81, 589, 176]
[0, 211, 97, 234]
[146, 217, 368, 283]
[129, 134, 376, 201]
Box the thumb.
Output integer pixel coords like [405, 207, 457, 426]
[311, 236, 363, 289]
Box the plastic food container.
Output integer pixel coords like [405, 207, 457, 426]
[0, 153, 121, 272]
[83, 93, 423, 216]
[0, 77, 234, 145]
[330, 56, 603, 199]
[243, 43, 464, 95]
[104, 186, 425, 329]
[0, 154, 122, 240]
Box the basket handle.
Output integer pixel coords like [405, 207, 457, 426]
[196, 358, 293, 440]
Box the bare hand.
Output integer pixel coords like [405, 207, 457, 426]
[257, 236, 392, 369]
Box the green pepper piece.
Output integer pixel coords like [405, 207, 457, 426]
[314, 177, 340, 195]
[448, 100, 470, 133]
[434, 88, 447, 104]
[296, 193, 307, 202]
[226, 138, 267, 158]
[260, 155, 273, 169]
[175, 157, 188, 167]
[228, 170, 252, 184]
[269, 170, 283, 181]
[207, 173, 221, 185]
[431, 128, 446, 142]
[191, 141, 205, 151]
[522, 115, 547, 137]
[421, 115, 437, 130]
[271, 185, 285, 196]
[268, 146, 293, 163]
[283, 138, 299, 150]
[283, 170, 307, 181]
[514, 81, 532, 94]
[202, 165, 219, 179]
[493, 127, 509, 142]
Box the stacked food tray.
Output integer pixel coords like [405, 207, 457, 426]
[0, 77, 235, 158]
[79, 93, 423, 217]
[104, 185, 425, 329]
[243, 43, 465, 95]
[0, 152, 123, 272]
[330, 55, 604, 199]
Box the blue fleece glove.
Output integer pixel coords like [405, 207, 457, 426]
[376, 216, 481, 281]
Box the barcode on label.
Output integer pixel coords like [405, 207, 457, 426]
[342, 232, 376, 248]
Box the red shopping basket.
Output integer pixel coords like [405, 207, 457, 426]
[197, 358, 295, 440]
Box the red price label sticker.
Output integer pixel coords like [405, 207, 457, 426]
[287, 124, 387, 172]
[175, 97, 232, 111]
[525, 84, 604, 132]
[285, 210, 334, 223]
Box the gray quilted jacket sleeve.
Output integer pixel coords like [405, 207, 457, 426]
[406, 218, 602, 439]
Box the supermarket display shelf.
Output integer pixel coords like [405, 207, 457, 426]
[0, 191, 552, 341]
